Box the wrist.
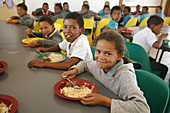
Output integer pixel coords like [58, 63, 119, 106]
[102, 96, 111, 107]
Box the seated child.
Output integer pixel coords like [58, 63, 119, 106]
[27, 13, 93, 69]
[25, 16, 62, 47]
[80, 4, 92, 18]
[61, 31, 150, 113]
[122, 6, 131, 27]
[155, 6, 165, 18]
[79, 1, 95, 15]
[133, 15, 168, 79]
[134, 5, 142, 15]
[135, 6, 150, 24]
[32, 2, 53, 16]
[63, 2, 71, 14]
[104, 6, 126, 32]
[98, 1, 110, 16]
[95, 5, 111, 20]
[51, 3, 67, 22]
[10, 3, 34, 29]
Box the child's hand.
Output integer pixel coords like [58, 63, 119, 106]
[36, 48, 46, 53]
[10, 16, 14, 19]
[25, 28, 33, 35]
[27, 59, 45, 68]
[61, 68, 78, 80]
[80, 93, 111, 107]
[13, 20, 18, 24]
[119, 27, 127, 32]
[160, 33, 168, 39]
[29, 39, 38, 47]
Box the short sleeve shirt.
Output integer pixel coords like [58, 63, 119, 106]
[106, 19, 118, 29]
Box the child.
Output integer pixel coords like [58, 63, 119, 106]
[61, 31, 150, 113]
[104, 6, 126, 32]
[63, 2, 71, 14]
[155, 6, 165, 18]
[98, 1, 110, 16]
[79, 1, 95, 15]
[134, 5, 142, 15]
[122, 6, 131, 27]
[32, 3, 53, 16]
[80, 4, 92, 18]
[10, 3, 34, 29]
[135, 6, 150, 24]
[27, 13, 93, 69]
[95, 5, 110, 20]
[25, 16, 62, 47]
[133, 15, 168, 79]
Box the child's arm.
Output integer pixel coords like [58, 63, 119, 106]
[25, 28, 43, 37]
[104, 27, 127, 32]
[18, 16, 34, 28]
[153, 33, 168, 49]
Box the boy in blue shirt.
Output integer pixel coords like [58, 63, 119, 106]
[95, 5, 110, 20]
[98, 1, 110, 16]
[63, 2, 71, 14]
[79, 1, 95, 15]
[104, 6, 126, 32]
[155, 6, 165, 18]
[135, 6, 149, 24]
[123, 6, 131, 27]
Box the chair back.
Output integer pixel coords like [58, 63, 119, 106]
[139, 17, 150, 27]
[124, 42, 152, 72]
[91, 46, 96, 60]
[163, 17, 170, 25]
[54, 23, 61, 31]
[135, 69, 169, 113]
[84, 18, 94, 47]
[33, 21, 40, 32]
[125, 17, 138, 27]
[94, 18, 111, 37]
[54, 19, 64, 31]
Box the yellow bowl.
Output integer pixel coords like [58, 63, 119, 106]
[22, 38, 45, 44]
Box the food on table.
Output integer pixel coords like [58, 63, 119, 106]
[47, 53, 63, 62]
[0, 64, 3, 71]
[0, 102, 12, 113]
[42, 57, 51, 62]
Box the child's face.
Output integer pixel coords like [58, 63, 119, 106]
[42, 4, 48, 12]
[103, 7, 110, 15]
[111, 10, 122, 22]
[54, 6, 62, 14]
[81, 6, 89, 14]
[17, 7, 27, 17]
[64, 4, 69, 11]
[95, 40, 123, 72]
[39, 21, 54, 36]
[155, 7, 161, 13]
[142, 8, 148, 14]
[63, 19, 84, 43]
[123, 8, 129, 15]
[152, 22, 163, 35]
[136, 5, 140, 11]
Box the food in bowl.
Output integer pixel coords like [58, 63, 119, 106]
[0, 102, 12, 113]
[47, 53, 63, 62]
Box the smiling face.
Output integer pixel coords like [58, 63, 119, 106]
[17, 7, 27, 17]
[63, 19, 84, 43]
[111, 10, 122, 22]
[39, 21, 54, 36]
[95, 40, 123, 72]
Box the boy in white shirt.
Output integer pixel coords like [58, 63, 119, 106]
[28, 13, 93, 70]
[133, 15, 168, 79]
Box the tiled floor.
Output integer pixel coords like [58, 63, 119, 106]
[150, 48, 170, 85]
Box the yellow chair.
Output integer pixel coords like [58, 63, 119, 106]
[94, 18, 111, 37]
[60, 31, 66, 55]
[54, 23, 61, 31]
[163, 17, 170, 25]
[54, 19, 64, 31]
[33, 21, 40, 32]
[83, 18, 94, 47]
[139, 17, 150, 27]
[124, 17, 138, 27]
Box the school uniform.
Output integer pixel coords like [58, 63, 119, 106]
[98, 9, 105, 15]
[79, 10, 94, 15]
[135, 12, 149, 23]
[123, 13, 131, 27]
[71, 59, 150, 113]
[81, 13, 92, 18]
[32, 28, 63, 47]
[155, 12, 165, 18]
[63, 9, 71, 14]
[59, 34, 93, 61]
[133, 27, 168, 79]
[106, 19, 118, 29]
[33, 8, 49, 16]
[14, 14, 34, 29]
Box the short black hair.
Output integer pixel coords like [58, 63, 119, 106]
[103, 5, 110, 11]
[82, 4, 89, 10]
[157, 6, 162, 10]
[143, 6, 148, 11]
[111, 6, 122, 15]
[55, 3, 63, 10]
[17, 3, 27, 11]
[147, 15, 164, 27]
[43, 2, 48, 6]
[63, 2, 68, 6]
[83, 1, 88, 4]
[64, 12, 84, 28]
[39, 16, 53, 25]
[125, 6, 131, 12]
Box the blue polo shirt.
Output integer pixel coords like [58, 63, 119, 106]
[123, 13, 131, 27]
[79, 10, 94, 14]
[106, 19, 118, 29]
[63, 9, 71, 14]
[139, 12, 149, 23]
[155, 12, 165, 18]
[98, 9, 105, 15]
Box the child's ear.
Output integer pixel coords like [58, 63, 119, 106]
[118, 52, 124, 61]
[80, 27, 85, 34]
[150, 24, 155, 29]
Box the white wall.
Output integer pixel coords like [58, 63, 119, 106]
[25, 0, 119, 15]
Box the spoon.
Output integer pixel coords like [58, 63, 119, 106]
[39, 52, 51, 62]
[65, 78, 81, 89]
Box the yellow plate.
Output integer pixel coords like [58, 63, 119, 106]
[22, 38, 45, 44]
[6, 19, 17, 23]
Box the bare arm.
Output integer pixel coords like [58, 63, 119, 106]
[153, 33, 168, 49]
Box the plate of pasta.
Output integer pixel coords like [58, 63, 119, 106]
[34, 52, 66, 63]
[0, 94, 18, 113]
[54, 78, 98, 100]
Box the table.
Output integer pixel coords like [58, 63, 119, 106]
[123, 25, 170, 63]
[0, 20, 119, 113]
